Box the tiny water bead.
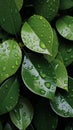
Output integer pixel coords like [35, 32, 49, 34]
[40, 89, 46, 95]
[2, 18, 5, 22]
[40, 71, 46, 78]
[3, 67, 6, 71]
[12, 66, 15, 69]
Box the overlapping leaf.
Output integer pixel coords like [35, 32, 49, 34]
[21, 15, 53, 56]
[60, 0, 73, 10]
[0, 0, 22, 34]
[34, 0, 60, 21]
[15, 0, 23, 11]
[56, 15, 73, 40]
[50, 77, 73, 117]
[0, 77, 19, 115]
[21, 54, 57, 100]
[33, 98, 58, 130]
[52, 59, 68, 91]
[0, 40, 22, 84]
[10, 97, 33, 130]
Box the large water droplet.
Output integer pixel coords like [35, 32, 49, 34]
[15, 61, 18, 66]
[40, 42, 46, 49]
[3, 18, 5, 22]
[45, 82, 51, 88]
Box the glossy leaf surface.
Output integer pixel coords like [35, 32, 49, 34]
[34, 0, 60, 21]
[15, 0, 23, 11]
[21, 15, 53, 55]
[22, 54, 57, 100]
[0, 77, 19, 115]
[52, 59, 68, 91]
[44, 29, 59, 62]
[10, 97, 33, 130]
[59, 40, 73, 66]
[0, 0, 22, 34]
[0, 40, 22, 84]
[60, 0, 73, 10]
[33, 98, 58, 130]
[56, 15, 73, 40]
[50, 77, 73, 117]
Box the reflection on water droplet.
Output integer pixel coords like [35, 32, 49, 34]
[40, 89, 46, 95]
[40, 42, 46, 49]
[40, 71, 46, 78]
[45, 82, 51, 88]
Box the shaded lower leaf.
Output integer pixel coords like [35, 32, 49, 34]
[60, 0, 73, 10]
[33, 98, 58, 130]
[50, 77, 73, 117]
[0, 121, 2, 130]
[10, 97, 33, 130]
[52, 59, 68, 91]
[21, 54, 57, 100]
[4, 123, 12, 130]
[0, 76, 19, 115]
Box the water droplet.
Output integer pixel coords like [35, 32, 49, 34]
[23, 112, 26, 116]
[40, 71, 46, 78]
[33, 76, 39, 80]
[64, 57, 68, 61]
[71, 55, 73, 58]
[13, 45, 16, 49]
[3, 18, 5, 22]
[40, 89, 46, 95]
[15, 61, 18, 66]
[1, 74, 3, 77]
[15, 54, 18, 57]
[45, 82, 51, 88]
[10, 97, 13, 99]
[40, 16, 43, 20]
[3, 67, 6, 71]
[67, 48, 72, 53]
[12, 66, 15, 69]
[40, 42, 46, 49]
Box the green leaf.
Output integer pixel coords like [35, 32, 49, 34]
[33, 98, 58, 130]
[59, 40, 73, 66]
[0, 77, 19, 115]
[60, 0, 73, 10]
[0, 39, 22, 84]
[15, 0, 23, 11]
[21, 54, 57, 100]
[0, 0, 22, 34]
[56, 15, 73, 40]
[52, 59, 68, 91]
[44, 29, 59, 62]
[4, 123, 12, 130]
[50, 77, 73, 117]
[0, 121, 2, 130]
[21, 15, 53, 56]
[34, 0, 60, 21]
[10, 97, 33, 130]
